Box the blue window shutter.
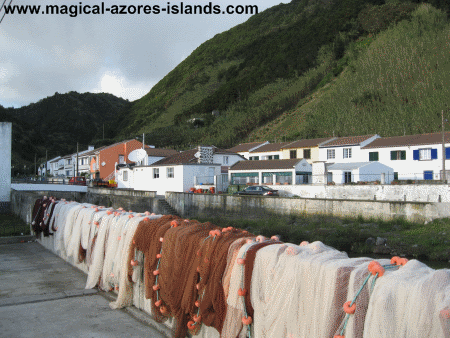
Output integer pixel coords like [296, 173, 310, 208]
[431, 148, 438, 159]
[413, 150, 419, 160]
[446, 147, 450, 160]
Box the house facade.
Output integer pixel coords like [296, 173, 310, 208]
[318, 134, 380, 163]
[361, 132, 450, 180]
[227, 141, 269, 160]
[247, 142, 291, 160]
[89, 139, 146, 180]
[326, 162, 394, 184]
[116, 146, 244, 194]
[281, 137, 336, 164]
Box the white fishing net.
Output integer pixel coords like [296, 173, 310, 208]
[36, 198, 450, 338]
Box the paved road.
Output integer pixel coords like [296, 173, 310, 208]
[0, 241, 166, 338]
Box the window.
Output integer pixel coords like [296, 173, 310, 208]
[414, 148, 437, 160]
[303, 149, 311, 159]
[223, 156, 229, 165]
[119, 155, 125, 164]
[274, 155, 279, 159]
[67, 159, 71, 165]
[167, 167, 174, 178]
[249, 156, 259, 161]
[327, 149, 335, 160]
[344, 171, 352, 183]
[290, 150, 297, 159]
[153, 168, 159, 179]
[390, 150, 406, 160]
[343, 148, 352, 159]
[123, 171, 128, 181]
[394, 172, 398, 180]
[267, 155, 273, 160]
[369, 152, 379, 161]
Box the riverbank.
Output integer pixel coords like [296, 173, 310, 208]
[198, 214, 450, 268]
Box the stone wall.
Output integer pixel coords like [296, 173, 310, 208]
[11, 188, 160, 225]
[166, 192, 450, 223]
[267, 183, 450, 202]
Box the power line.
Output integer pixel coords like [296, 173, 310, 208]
[0, 0, 13, 26]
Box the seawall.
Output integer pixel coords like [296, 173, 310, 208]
[166, 192, 450, 223]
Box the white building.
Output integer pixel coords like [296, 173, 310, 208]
[326, 162, 394, 184]
[227, 141, 269, 160]
[318, 134, 380, 163]
[116, 146, 245, 194]
[0, 122, 12, 212]
[228, 158, 312, 186]
[361, 132, 450, 181]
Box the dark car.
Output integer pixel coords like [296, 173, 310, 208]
[234, 185, 279, 196]
[68, 176, 86, 186]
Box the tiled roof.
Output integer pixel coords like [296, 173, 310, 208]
[227, 141, 268, 153]
[282, 137, 336, 149]
[249, 142, 291, 153]
[151, 147, 241, 166]
[319, 135, 377, 147]
[145, 148, 179, 157]
[361, 132, 450, 149]
[230, 159, 301, 171]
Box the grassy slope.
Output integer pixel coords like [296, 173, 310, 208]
[112, 0, 382, 147]
[247, 4, 450, 141]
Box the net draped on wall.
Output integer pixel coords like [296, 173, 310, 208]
[31, 197, 450, 338]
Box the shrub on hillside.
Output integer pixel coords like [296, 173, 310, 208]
[358, 2, 419, 33]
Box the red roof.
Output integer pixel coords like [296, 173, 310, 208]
[320, 135, 377, 147]
[362, 132, 450, 149]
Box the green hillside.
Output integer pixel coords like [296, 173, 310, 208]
[1, 92, 129, 176]
[110, 0, 450, 149]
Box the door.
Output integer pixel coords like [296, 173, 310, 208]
[208, 167, 215, 184]
[344, 171, 352, 184]
[423, 171, 433, 180]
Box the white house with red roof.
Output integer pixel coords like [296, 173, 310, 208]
[117, 146, 245, 194]
[361, 132, 450, 181]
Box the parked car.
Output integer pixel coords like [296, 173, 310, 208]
[234, 185, 278, 196]
[68, 176, 86, 186]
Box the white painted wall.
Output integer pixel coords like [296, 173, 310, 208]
[319, 135, 380, 163]
[0, 122, 12, 203]
[247, 150, 283, 160]
[116, 168, 134, 189]
[213, 154, 243, 167]
[361, 144, 450, 180]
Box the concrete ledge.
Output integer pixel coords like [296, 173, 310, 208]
[0, 288, 98, 308]
[100, 291, 173, 338]
[0, 235, 35, 245]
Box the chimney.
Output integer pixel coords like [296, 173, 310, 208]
[197, 146, 214, 164]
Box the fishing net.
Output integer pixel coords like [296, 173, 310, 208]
[360, 259, 450, 338]
[32, 197, 450, 338]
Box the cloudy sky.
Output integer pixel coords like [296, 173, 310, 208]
[0, 0, 289, 108]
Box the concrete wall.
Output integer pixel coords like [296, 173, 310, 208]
[0, 122, 12, 213]
[166, 191, 450, 223]
[264, 183, 450, 203]
[11, 188, 160, 226]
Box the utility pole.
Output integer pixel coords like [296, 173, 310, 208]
[442, 110, 447, 183]
[34, 153, 36, 177]
[103, 124, 105, 140]
[76, 142, 79, 177]
[45, 149, 48, 177]
[142, 133, 145, 149]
